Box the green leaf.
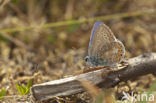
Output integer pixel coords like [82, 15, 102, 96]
[16, 84, 23, 95]
[21, 84, 27, 95]
[25, 80, 32, 94]
[27, 80, 32, 89]
[0, 88, 7, 100]
[16, 80, 32, 95]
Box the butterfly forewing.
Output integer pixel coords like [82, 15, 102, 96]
[89, 21, 103, 49]
[88, 21, 116, 57]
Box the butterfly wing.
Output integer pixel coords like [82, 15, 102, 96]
[88, 21, 116, 57]
[88, 21, 103, 50]
[97, 40, 125, 66]
[112, 39, 125, 63]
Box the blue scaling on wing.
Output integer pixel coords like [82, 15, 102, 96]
[89, 21, 103, 49]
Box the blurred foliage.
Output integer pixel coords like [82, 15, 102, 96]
[94, 91, 115, 103]
[148, 80, 156, 92]
[67, 24, 80, 33]
[0, 34, 9, 42]
[47, 34, 55, 44]
[140, 81, 156, 103]
[0, 88, 7, 100]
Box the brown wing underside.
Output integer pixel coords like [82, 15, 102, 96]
[89, 24, 116, 56]
[97, 40, 125, 63]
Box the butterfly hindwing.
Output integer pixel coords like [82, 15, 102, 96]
[112, 40, 125, 63]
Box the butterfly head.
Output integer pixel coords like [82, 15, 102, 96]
[84, 56, 90, 62]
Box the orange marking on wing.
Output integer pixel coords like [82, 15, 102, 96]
[116, 57, 120, 62]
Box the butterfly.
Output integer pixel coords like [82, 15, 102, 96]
[85, 21, 125, 68]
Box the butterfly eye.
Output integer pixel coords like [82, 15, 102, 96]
[84, 56, 89, 62]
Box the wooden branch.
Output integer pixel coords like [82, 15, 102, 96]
[31, 68, 106, 101]
[99, 53, 156, 88]
[0, 33, 27, 48]
[31, 53, 156, 101]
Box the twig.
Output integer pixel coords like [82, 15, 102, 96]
[0, 9, 155, 33]
[0, 33, 27, 48]
[31, 52, 156, 101]
[0, 0, 10, 8]
[64, 0, 74, 20]
[8, 3, 28, 23]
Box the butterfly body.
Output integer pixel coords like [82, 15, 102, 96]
[85, 21, 125, 67]
[85, 56, 116, 67]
